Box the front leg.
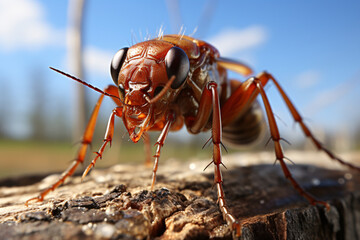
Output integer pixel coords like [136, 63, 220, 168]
[208, 82, 242, 237]
[26, 85, 121, 205]
[186, 81, 242, 237]
[81, 107, 122, 180]
[26, 93, 106, 205]
[151, 112, 175, 190]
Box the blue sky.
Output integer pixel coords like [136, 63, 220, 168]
[0, 0, 359, 139]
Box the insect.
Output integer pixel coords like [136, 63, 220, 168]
[26, 34, 359, 237]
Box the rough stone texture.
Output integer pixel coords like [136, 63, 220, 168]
[0, 151, 359, 240]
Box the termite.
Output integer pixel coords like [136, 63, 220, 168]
[26, 34, 359, 237]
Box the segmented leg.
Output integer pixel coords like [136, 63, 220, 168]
[188, 82, 212, 134]
[252, 77, 329, 208]
[151, 112, 174, 190]
[81, 107, 122, 180]
[264, 72, 360, 171]
[186, 81, 242, 237]
[221, 74, 330, 208]
[208, 82, 242, 236]
[26, 85, 120, 205]
[26, 94, 104, 205]
[221, 65, 359, 171]
[221, 77, 261, 127]
[216, 56, 253, 76]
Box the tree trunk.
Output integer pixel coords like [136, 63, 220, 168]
[0, 152, 359, 239]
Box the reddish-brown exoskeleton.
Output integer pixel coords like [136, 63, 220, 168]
[26, 34, 359, 237]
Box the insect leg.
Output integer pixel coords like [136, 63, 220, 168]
[223, 71, 359, 170]
[81, 107, 122, 179]
[26, 85, 120, 205]
[221, 78, 262, 127]
[204, 82, 243, 237]
[151, 112, 175, 190]
[262, 72, 360, 171]
[187, 83, 212, 134]
[216, 56, 253, 76]
[185, 81, 242, 236]
[252, 77, 330, 209]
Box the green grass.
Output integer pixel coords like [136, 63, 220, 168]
[0, 138, 211, 179]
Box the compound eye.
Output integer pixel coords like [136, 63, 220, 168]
[165, 46, 190, 89]
[110, 47, 129, 85]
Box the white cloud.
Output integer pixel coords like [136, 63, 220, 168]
[294, 70, 322, 89]
[84, 46, 114, 77]
[304, 72, 358, 115]
[0, 0, 64, 51]
[206, 25, 268, 57]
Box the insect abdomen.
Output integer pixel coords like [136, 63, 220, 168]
[222, 101, 265, 147]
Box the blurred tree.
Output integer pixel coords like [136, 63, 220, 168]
[67, 0, 88, 143]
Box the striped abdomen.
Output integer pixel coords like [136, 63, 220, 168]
[222, 101, 265, 147]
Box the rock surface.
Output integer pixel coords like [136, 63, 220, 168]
[0, 152, 359, 239]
